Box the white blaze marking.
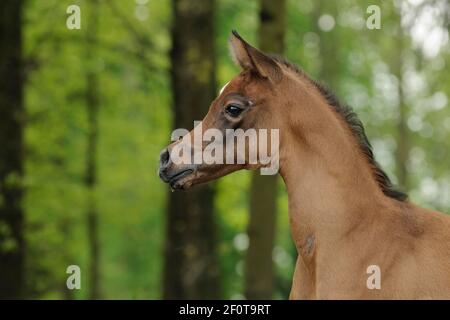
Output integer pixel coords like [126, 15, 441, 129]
[219, 81, 230, 95]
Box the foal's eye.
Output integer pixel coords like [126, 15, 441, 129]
[225, 104, 243, 118]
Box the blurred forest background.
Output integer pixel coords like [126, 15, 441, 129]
[0, 0, 449, 299]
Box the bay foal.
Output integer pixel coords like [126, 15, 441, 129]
[159, 31, 450, 299]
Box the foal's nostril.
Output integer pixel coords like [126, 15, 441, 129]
[160, 148, 170, 168]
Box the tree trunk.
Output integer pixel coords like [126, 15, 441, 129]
[0, 0, 25, 299]
[244, 0, 285, 300]
[163, 0, 220, 299]
[84, 0, 101, 300]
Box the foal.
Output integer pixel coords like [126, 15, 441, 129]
[159, 31, 450, 299]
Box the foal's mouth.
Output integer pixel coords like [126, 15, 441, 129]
[167, 169, 194, 190]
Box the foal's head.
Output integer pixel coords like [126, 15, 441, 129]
[158, 31, 406, 201]
[159, 31, 298, 189]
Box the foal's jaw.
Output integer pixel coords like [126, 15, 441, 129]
[159, 144, 245, 190]
[161, 164, 244, 190]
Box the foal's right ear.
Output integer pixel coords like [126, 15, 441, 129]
[229, 30, 282, 83]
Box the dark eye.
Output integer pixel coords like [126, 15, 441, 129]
[225, 104, 243, 118]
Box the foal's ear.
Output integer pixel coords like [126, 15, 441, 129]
[229, 30, 282, 83]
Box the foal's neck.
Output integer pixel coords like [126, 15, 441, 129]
[278, 97, 390, 253]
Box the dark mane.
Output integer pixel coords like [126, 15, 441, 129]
[271, 55, 408, 202]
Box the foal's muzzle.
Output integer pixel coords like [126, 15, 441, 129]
[158, 148, 196, 190]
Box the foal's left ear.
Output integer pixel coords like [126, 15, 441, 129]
[229, 30, 282, 83]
